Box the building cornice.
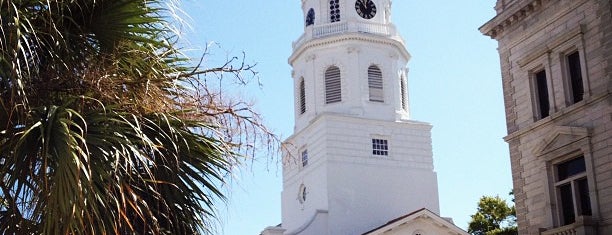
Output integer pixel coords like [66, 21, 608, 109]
[479, 0, 549, 39]
[288, 33, 410, 65]
[503, 92, 611, 142]
[515, 25, 585, 67]
[284, 112, 431, 145]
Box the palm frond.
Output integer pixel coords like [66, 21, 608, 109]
[1, 0, 271, 234]
[1, 104, 238, 234]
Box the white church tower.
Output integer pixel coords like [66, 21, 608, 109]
[267, 1, 442, 234]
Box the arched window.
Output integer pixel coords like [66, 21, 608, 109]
[329, 0, 340, 22]
[412, 230, 425, 235]
[325, 66, 342, 104]
[400, 75, 408, 110]
[301, 149, 308, 167]
[299, 78, 306, 114]
[306, 8, 315, 26]
[368, 65, 383, 102]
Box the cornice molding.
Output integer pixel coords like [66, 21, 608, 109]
[516, 25, 585, 67]
[288, 33, 410, 65]
[503, 92, 611, 142]
[532, 126, 589, 156]
[363, 208, 468, 235]
[480, 0, 549, 39]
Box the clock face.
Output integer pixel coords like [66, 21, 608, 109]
[355, 0, 377, 19]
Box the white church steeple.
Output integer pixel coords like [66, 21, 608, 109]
[290, 0, 411, 134]
[273, 1, 441, 234]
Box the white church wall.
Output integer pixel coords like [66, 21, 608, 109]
[281, 117, 330, 233]
[327, 164, 440, 235]
[323, 116, 440, 234]
[282, 113, 440, 235]
[281, 163, 329, 234]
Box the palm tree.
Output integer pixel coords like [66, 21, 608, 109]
[0, 0, 267, 234]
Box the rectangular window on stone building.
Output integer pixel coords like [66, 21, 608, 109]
[555, 156, 592, 225]
[566, 51, 584, 104]
[533, 70, 550, 120]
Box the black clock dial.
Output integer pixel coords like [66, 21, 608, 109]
[355, 0, 377, 19]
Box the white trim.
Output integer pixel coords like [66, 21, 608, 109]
[363, 209, 468, 235]
[284, 210, 329, 235]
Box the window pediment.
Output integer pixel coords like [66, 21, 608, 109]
[533, 126, 589, 156]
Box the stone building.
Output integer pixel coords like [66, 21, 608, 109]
[480, 0, 612, 234]
[261, 0, 467, 234]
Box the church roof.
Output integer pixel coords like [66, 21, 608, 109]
[362, 208, 469, 235]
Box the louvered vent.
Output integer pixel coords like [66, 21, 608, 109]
[400, 75, 407, 110]
[325, 66, 342, 104]
[299, 78, 306, 114]
[368, 65, 384, 102]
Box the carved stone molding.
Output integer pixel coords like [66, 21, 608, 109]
[480, 0, 550, 39]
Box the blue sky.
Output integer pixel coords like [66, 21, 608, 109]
[179, 1, 511, 234]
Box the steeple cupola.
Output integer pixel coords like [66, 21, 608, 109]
[290, 0, 410, 133]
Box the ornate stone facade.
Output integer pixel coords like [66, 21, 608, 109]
[481, 0, 612, 234]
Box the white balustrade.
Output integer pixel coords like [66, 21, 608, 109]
[292, 21, 397, 49]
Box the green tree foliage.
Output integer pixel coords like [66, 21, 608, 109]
[0, 0, 272, 234]
[468, 195, 517, 235]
